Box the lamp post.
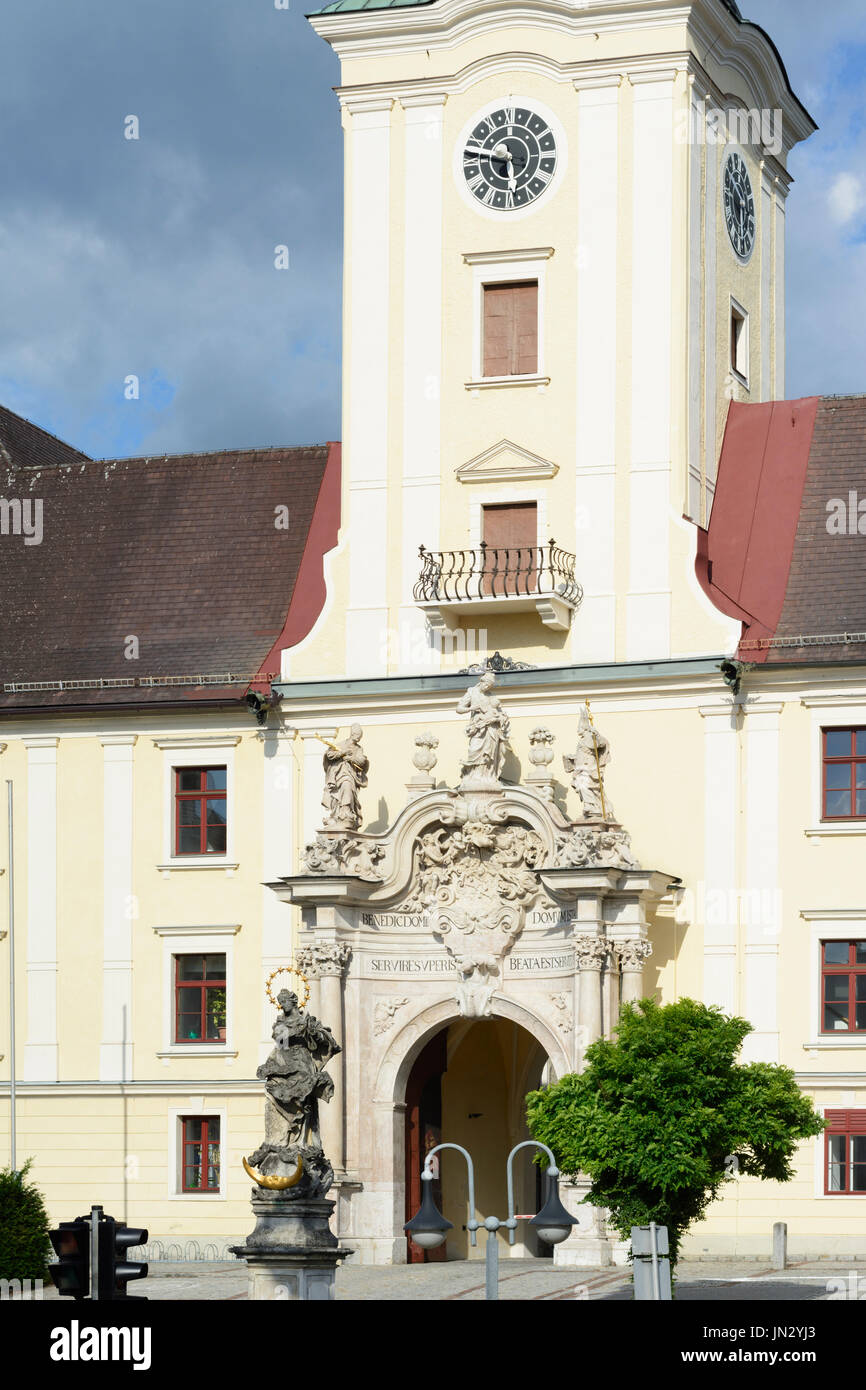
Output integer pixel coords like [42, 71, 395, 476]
[404, 1139, 576, 1300]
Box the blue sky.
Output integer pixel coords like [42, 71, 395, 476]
[0, 0, 863, 459]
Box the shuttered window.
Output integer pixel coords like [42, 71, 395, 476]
[482, 282, 538, 377]
[825, 1111, 866, 1195]
[481, 502, 538, 596]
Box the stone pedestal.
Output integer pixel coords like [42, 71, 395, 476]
[232, 1189, 353, 1301]
[552, 1175, 614, 1268]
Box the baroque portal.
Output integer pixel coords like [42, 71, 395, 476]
[269, 676, 676, 1266]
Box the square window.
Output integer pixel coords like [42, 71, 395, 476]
[822, 729, 866, 820]
[181, 1116, 221, 1193]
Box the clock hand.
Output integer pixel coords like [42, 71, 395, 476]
[507, 158, 516, 191]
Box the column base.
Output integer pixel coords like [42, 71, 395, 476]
[551, 1176, 615, 1269]
[231, 1189, 353, 1299]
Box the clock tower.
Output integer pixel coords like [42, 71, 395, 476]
[293, 0, 815, 681]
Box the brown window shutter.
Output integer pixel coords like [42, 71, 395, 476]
[481, 502, 538, 596]
[483, 281, 538, 377]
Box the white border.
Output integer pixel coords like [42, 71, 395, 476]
[801, 914, 866, 1053]
[167, 1105, 228, 1201]
[452, 94, 568, 223]
[730, 294, 750, 389]
[159, 740, 237, 869]
[154, 925, 240, 1057]
[468, 251, 550, 384]
[805, 704, 866, 837]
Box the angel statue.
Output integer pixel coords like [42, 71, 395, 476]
[245, 989, 341, 1197]
[321, 723, 368, 830]
[563, 705, 616, 821]
[456, 672, 511, 786]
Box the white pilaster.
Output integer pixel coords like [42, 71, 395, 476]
[760, 166, 773, 401]
[300, 729, 336, 846]
[700, 707, 738, 1013]
[627, 78, 673, 659]
[99, 736, 137, 1082]
[773, 180, 787, 398]
[704, 121, 718, 493]
[742, 706, 782, 1061]
[261, 724, 297, 1058]
[23, 737, 59, 1081]
[345, 97, 393, 676]
[573, 80, 618, 664]
[687, 80, 704, 519]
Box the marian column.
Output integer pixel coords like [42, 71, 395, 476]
[296, 942, 352, 1174]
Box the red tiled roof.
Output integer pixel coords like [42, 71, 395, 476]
[696, 395, 866, 665]
[0, 441, 340, 710]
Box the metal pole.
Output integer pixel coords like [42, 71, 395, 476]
[485, 1224, 499, 1301]
[6, 781, 16, 1175]
[505, 1139, 557, 1245]
[90, 1205, 101, 1301]
[650, 1221, 661, 1301]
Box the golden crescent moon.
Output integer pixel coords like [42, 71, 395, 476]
[242, 1155, 304, 1190]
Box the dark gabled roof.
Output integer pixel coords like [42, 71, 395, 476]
[0, 442, 340, 711]
[697, 395, 866, 666]
[0, 403, 89, 471]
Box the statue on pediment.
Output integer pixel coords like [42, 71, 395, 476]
[564, 704, 615, 821]
[456, 672, 510, 787]
[321, 723, 368, 830]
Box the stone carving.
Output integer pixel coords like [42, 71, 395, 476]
[412, 732, 439, 775]
[373, 997, 410, 1035]
[321, 724, 368, 831]
[573, 935, 611, 970]
[551, 993, 573, 1034]
[563, 706, 615, 821]
[246, 989, 341, 1198]
[554, 825, 640, 871]
[295, 942, 352, 979]
[301, 833, 385, 881]
[404, 818, 545, 1017]
[458, 651, 537, 674]
[456, 673, 511, 788]
[613, 938, 653, 971]
[528, 726, 555, 770]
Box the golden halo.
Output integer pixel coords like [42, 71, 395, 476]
[265, 965, 310, 1009]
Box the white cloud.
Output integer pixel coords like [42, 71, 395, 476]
[828, 173, 865, 227]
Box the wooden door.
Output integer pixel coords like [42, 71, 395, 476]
[483, 282, 538, 377]
[482, 502, 538, 596]
[405, 1030, 448, 1263]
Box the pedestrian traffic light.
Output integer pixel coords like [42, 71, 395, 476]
[48, 1216, 91, 1299]
[97, 1216, 149, 1301]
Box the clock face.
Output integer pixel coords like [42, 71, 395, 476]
[723, 151, 756, 261]
[461, 104, 558, 212]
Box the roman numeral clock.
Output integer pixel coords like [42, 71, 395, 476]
[723, 150, 756, 261]
[456, 99, 565, 216]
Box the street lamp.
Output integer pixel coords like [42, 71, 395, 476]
[404, 1139, 577, 1299]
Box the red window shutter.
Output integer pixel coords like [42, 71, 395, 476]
[481, 503, 539, 597]
[483, 282, 538, 377]
[825, 1110, 866, 1131]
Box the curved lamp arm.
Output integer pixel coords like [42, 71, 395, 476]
[505, 1140, 559, 1246]
[423, 1142, 478, 1247]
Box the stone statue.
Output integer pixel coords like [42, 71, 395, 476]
[246, 989, 341, 1197]
[321, 724, 368, 830]
[563, 706, 615, 820]
[456, 672, 510, 787]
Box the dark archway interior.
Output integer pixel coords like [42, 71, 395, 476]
[404, 1018, 549, 1261]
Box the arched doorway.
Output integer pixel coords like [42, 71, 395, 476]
[404, 1017, 549, 1261]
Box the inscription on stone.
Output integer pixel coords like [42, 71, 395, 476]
[507, 953, 574, 974]
[361, 912, 431, 930]
[369, 958, 457, 974]
[529, 907, 578, 927]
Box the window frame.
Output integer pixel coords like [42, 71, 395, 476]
[820, 939, 866, 1036]
[180, 1115, 222, 1194]
[154, 924, 240, 1058]
[464, 248, 552, 390]
[821, 727, 866, 823]
[173, 952, 228, 1046]
[729, 296, 750, 387]
[481, 279, 539, 379]
[824, 1110, 866, 1196]
[167, 1106, 227, 1200]
[174, 766, 228, 856]
[155, 736, 239, 871]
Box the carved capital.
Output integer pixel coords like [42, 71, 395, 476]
[614, 938, 653, 971]
[573, 934, 610, 971]
[295, 942, 352, 979]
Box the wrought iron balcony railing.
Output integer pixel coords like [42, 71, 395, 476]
[414, 540, 582, 607]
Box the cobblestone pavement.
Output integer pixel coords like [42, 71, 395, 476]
[40, 1257, 866, 1301]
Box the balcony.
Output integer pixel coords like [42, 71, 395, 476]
[413, 540, 582, 633]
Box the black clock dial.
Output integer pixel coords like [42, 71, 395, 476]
[723, 152, 756, 260]
[462, 105, 557, 211]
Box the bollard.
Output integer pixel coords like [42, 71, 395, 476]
[773, 1221, 787, 1271]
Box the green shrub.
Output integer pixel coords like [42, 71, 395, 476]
[0, 1160, 52, 1282]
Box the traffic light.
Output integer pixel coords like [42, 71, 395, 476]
[48, 1216, 91, 1299]
[97, 1216, 149, 1301]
